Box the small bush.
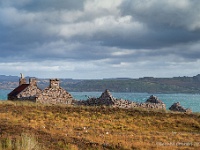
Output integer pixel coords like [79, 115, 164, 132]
[0, 133, 44, 150]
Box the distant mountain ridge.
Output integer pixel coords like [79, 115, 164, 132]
[1, 74, 200, 93]
[0, 75, 19, 82]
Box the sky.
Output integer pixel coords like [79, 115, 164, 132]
[1, 0, 200, 79]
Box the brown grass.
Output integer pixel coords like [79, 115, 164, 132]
[0, 133, 44, 150]
[0, 101, 200, 149]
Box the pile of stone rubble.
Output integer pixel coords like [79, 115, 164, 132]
[75, 90, 166, 110]
[146, 95, 164, 104]
[169, 102, 192, 113]
[74, 89, 192, 112]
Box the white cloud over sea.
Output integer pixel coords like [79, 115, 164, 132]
[0, 0, 200, 79]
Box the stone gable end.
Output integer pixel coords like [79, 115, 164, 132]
[36, 87, 73, 104]
[17, 85, 41, 100]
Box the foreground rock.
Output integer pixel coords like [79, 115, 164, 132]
[75, 90, 166, 110]
[169, 102, 192, 113]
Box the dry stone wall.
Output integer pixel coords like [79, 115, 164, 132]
[135, 102, 166, 110]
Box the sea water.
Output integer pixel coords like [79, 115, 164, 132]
[1, 90, 200, 112]
[0, 89, 10, 100]
[71, 92, 200, 112]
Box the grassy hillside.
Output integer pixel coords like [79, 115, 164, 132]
[0, 101, 200, 150]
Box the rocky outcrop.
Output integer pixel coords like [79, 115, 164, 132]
[169, 102, 192, 113]
[75, 90, 166, 110]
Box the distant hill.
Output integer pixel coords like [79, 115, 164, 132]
[0, 75, 19, 82]
[62, 75, 200, 93]
[1, 74, 200, 93]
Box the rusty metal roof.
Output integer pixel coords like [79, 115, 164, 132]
[8, 84, 29, 97]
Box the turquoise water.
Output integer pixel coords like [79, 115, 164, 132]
[71, 92, 200, 112]
[0, 90, 10, 100]
[1, 90, 200, 112]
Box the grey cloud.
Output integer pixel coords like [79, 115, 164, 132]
[115, 0, 200, 49]
[89, 23, 200, 50]
[1, 0, 200, 78]
[120, 0, 200, 30]
[0, 0, 84, 11]
[33, 42, 114, 61]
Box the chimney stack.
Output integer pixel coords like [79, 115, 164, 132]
[19, 73, 26, 85]
[29, 78, 37, 86]
[49, 79, 60, 89]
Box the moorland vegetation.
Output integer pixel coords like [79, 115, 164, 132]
[0, 101, 199, 150]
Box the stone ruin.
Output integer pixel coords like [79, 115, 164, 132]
[36, 79, 73, 105]
[8, 74, 73, 105]
[75, 90, 166, 110]
[8, 75, 41, 101]
[75, 89, 116, 106]
[169, 102, 192, 113]
[142, 95, 166, 109]
[8, 74, 191, 112]
[146, 95, 164, 104]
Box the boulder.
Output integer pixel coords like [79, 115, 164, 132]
[169, 102, 192, 113]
